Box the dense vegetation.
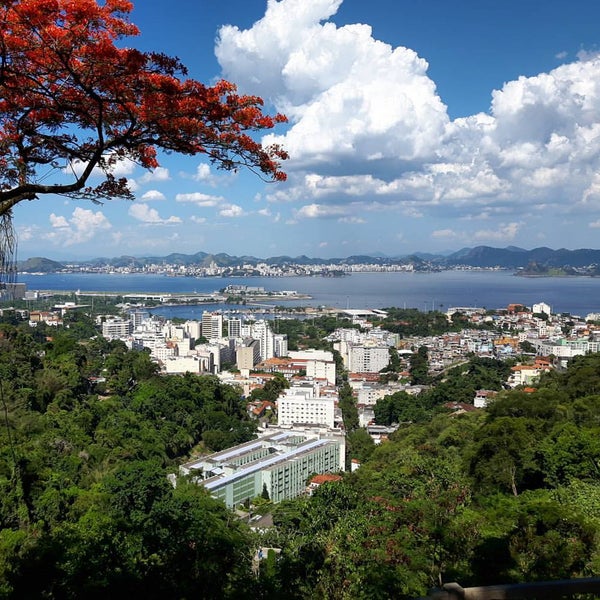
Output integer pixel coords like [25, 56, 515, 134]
[267, 353, 600, 598]
[273, 314, 358, 351]
[1, 310, 600, 597]
[0, 317, 257, 597]
[373, 307, 495, 337]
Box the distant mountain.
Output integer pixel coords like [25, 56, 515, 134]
[17, 257, 66, 273]
[443, 246, 600, 269]
[15, 247, 600, 273]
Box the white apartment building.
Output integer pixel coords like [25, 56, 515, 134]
[102, 317, 132, 340]
[153, 344, 178, 362]
[277, 384, 336, 428]
[129, 309, 150, 328]
[228, 318, 242, 339]
[242, 319, 274, 361]
[184, 320, 202, 342]
[532, 302, 552, 316]
[305, 359, 336, 385]
[532, 338, 600, 361]
[163, 322, 186, 341]
[347, 344, 390, 373]
[273, 333, 288, 358]
[288, 349, 334, 362]
[329, 328, 363, 343]
[287, 350, 336, 384]
[202, 312, 223, 341]
[354, 383, 395, 406]
[163, 354, 212, 375]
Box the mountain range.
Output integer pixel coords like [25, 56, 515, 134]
[15, 246, 600, 273]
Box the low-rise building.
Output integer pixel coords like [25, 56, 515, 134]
[474, 389, 498, 408]
[181, 428, 345, 507]
[508, 364, 551, 388]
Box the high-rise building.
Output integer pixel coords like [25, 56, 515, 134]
[240, 319, 274, 361]
[347, 344, 390, 373]
[129, 309, 150, 329]
[273, 333, 288, 357]
[202, 311, 223, 341]
[236, 339, 260, 371]
[277, 385, 336, 428]
[102, 317, 132, 340]
[228, 317, 242, 339]
[184, 320, 202, 342]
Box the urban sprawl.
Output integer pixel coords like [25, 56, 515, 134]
[4, 286, 600, 509]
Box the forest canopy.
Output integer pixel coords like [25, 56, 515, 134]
[2, 312, 600, 596]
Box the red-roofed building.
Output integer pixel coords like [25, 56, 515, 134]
[444, 402, 479, 415]
[508, 363, 551, 387]
[307, 473, 343, 495]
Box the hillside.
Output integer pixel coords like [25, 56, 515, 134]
[16, 246, 600, 272]
[17, 256, 66, 272]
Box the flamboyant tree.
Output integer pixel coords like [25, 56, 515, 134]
[0, 0, 288, 274]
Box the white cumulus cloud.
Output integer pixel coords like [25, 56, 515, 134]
[295, 203, 349, 219]
[216, 0, 600, 240]
[141, 190, 166, 202]
[139, 166, 170, 183]
[129, 203, 182, 225]
[45, 208, 111, 246]
[175, 192, 225, 207]
[218, 0, 447, 167]
[219, 203, 245, 217]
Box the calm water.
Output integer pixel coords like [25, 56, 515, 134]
[16, 270, 600, 318]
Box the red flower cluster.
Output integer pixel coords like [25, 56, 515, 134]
[0, 0, 287, 215]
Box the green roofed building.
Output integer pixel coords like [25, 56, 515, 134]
[180, 428, 345, 508]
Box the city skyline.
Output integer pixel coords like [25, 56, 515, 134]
[12, 0, 600, 260]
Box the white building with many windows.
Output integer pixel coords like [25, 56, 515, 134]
[277, 383, 336, 428]
[347, 344, 390, 373]
[102, 317, 132, 340]
[228, 317, 242, 339]
[202, 312, 223, 341]
[273, 333, 288, 358]
[242, 319, 274, 361]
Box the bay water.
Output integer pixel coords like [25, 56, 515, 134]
[15, 270, 600, 319]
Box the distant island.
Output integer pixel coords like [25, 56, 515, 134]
[15, 245, 600, 277]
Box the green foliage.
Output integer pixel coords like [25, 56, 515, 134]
[259, 353, 600, 597]
[4, 313, 600, 596]
[0, 324, 262, 597]
[345, 427, 375, 462]
[409, 345, 429, 384]
[249, 372, 289, 403]
[274, 315, 356, 351]
[338, 381, 359, 432]
[386, 346, 401, 372]
[373, 307, 493, 338]
[422, 356, 512, 407]
[374, 390, 431, 424]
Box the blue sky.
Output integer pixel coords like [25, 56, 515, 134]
[14, 0, 600, 260]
